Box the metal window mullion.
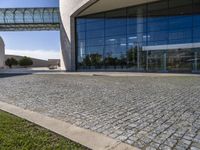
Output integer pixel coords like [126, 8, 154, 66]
[3, 9, 7, 24]
[42, 8, 45, 23]
[52, 8, 55, 23]
[30, 9, 34, 23]
[23, 9, 26, 23]
[33, 8, 36, 23]
[13, 9, 16, 23]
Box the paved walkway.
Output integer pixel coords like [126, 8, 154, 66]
[0, 74, 200, 150]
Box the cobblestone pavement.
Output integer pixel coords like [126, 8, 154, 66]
[0, 74, 200, 150]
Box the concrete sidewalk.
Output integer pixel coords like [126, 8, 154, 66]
[0, 101, 137, 150]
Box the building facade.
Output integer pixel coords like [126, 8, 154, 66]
[0, 37, 5, 68]
[60, 0, 200, 73]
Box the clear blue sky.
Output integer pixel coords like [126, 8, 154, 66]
[0, 0, 60, 60]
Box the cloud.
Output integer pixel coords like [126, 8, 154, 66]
[5, 49, 60, 60]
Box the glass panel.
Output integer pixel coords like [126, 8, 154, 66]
[77, 23, 85, 32]
[52, 9, 59, 23]
[106, 36, 126, 45]
[193, 27, 200, 42]
[77, 31, 85, 40]
[169, 16, 192, 30]
[5, 10, 15, 23]
[86, 29, 104, 38]
[193, 15, 200, 27]
[167, 49, 193, 72]
[169, 0, 192, 8]
[127, 23, 146, 34]
[148, 21, 168, 32]
[198, 51, 200, 71]
[76, 18, 85, 24]
[24, 9, 33, 23]
[82, 46, 104, 69]
[15, 10, 24, 23]
[86, 38, 104, 47]
[169, 29, 192, 44]
[105, 26, 126, 36]
[127, 5, 147, 25]
[148, 50, 165, 71]
[86, 13, 104, 23]
[43, 9, 53, 23]
[75, 0, 200, 72]
[86, 21, 104, 30]
[193, 0, 200, 14]
[148, 31, 168, 45]
[0, 10, 4, 23]
[126, 46, 137, 69]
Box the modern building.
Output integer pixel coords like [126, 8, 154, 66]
[60, 0, 200, 73]
[0, 37, 5, 68]
[0, 0, 199, 73]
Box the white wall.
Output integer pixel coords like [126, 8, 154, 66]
[59, 0, 95, 71]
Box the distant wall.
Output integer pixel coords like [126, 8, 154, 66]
[0, 37, 5, 68]
[5, 55, 49, 68]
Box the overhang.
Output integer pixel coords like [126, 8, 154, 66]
[79, 0, 159, 16]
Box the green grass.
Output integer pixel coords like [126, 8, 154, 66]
[0, 110, 88, 150]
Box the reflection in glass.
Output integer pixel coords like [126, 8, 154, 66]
[76, 0, 200, 72]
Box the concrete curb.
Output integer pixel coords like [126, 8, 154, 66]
[0, 101, 139, 150]
[19, 72, 200, 77]
[1, 71, 200, 77]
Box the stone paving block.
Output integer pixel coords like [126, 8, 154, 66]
[0, 75, 200, 149]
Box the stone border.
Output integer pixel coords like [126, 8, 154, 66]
[0, 71, 200, 77]
[0, 101, 138, 150]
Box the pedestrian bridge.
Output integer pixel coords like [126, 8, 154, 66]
[0, 7, 60, 31]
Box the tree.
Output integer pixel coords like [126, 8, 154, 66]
[126, 47, 137, 66]
[19, 57, 33, 67]
[5, 58, 18, 68]
[90, 54, 102, 67]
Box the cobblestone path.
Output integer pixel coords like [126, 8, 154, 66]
[0, 74, 200, 150]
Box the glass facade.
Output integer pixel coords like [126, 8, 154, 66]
[76, 0, 200, 72]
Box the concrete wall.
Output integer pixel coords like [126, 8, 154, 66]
[59, 0, 159, 71]
[59, 0, 97, 71]
[5, 55, 50, 68]
[0, 37, 5, 68]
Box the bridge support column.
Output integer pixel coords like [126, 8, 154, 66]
[0, 37, 5, 69]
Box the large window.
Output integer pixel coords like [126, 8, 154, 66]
[76, 0, 200, 72]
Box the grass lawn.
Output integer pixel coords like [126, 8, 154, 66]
[0, 110, 88, 150]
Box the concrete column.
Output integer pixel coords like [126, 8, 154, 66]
[0, 37, 5, 68]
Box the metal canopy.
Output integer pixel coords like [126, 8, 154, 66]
[0, 7, 60, 31]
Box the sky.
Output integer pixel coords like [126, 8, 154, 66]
[0, 0, 60, 60]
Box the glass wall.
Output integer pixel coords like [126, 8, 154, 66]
[76, 0, 200, 72]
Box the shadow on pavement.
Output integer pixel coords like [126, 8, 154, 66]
[0, 73, 32, 78]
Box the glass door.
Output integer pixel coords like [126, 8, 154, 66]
[167, 49, 193, 73]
